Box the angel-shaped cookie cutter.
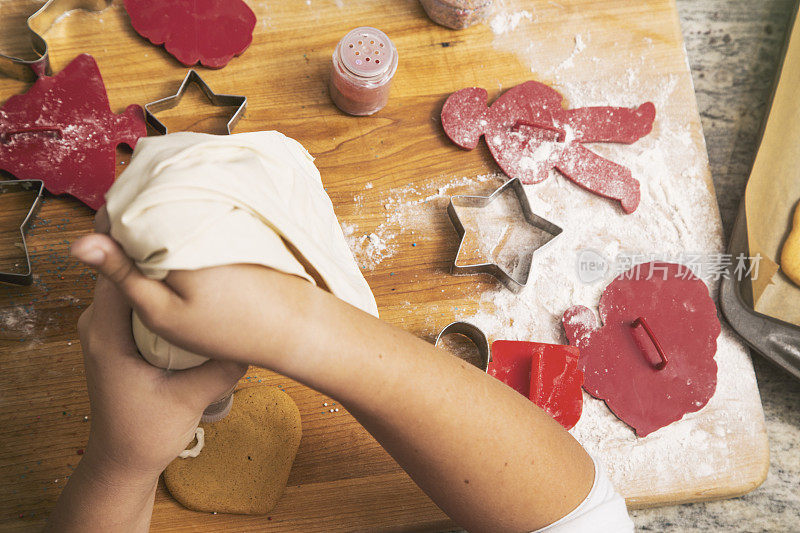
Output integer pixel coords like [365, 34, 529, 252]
[0, 0, 111, 81]
[446, 177, 563, 293]
[0, 179, 44, 286]
[145, 70, 247, 135]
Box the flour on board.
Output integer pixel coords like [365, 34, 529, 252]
[1, 306, 37, 337]
[490, 9, 534, 35]
[554, 34, 587, 72]
[341, 174, 497, 270]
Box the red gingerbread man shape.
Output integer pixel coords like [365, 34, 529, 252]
[441, 81, 656, 214]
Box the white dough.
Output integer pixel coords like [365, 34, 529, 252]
[132, 312, 208, 370]
[106, 131, 378, 370]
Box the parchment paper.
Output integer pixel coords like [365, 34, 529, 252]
[746, 7, 800, 327]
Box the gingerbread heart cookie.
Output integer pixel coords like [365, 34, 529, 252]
[164, 386, 302, 515]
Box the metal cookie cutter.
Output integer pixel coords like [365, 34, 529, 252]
[145, 70, 247, 135]
[435, 321, 490, 372]
[0, 0, 111, 81]
[720, 202, 800, 381]
[447, 177, 563, 293]
[0, 180, 44, 286]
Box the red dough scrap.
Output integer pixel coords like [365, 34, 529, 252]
[562, 262, 721, 437]
[441, 81, 656, 214]
[124, 0, 257, 68]
[489, 341, 584, 430]
[0, 54, 146, 210]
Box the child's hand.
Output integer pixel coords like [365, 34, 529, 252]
[71, 226, 317, 373]
[46, 267, 247, 532]
[78, 272, 247, 481]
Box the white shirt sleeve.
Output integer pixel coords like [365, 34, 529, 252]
[532, 455, 634, 533]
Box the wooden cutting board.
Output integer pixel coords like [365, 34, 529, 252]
[0, 0, 769, 531]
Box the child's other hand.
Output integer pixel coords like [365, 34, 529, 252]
[78, 271, 247, 482]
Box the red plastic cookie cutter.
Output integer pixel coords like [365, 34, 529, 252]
[124, 0, 257, 68]
[441, 81, 656, 214]
[0, 54, 146, 210]
[562, 262, 721, 437]
[489, 340, 584, 430]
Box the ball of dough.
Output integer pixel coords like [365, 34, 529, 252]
[132, 311, 208, 370]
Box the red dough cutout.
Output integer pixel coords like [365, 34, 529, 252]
[124, 0, 257, 68]
[562, 262, 721, 437]
[489, 341, 584, 430]
[0, 54, 146, 210]
[441, 81, 656, 214]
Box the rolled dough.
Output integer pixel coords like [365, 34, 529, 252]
[106, 131, 378, 370]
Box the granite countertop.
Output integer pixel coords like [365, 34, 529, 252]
[631, 1, 800, 531]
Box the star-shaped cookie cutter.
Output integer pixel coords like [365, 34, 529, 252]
[446, 177, 563, 293]
[144, 70, 247, 135]
[0, 179, 44, 286]
[0, 0, 111, 81]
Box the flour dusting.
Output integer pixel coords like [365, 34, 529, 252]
[1, 306, 37, 337]
[554, 34, 587, 71]
[490, 9, 534, 35]
[342, 174, 498, 270]
[341, 222, 392, 270]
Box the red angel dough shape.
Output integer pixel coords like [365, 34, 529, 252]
[441, 81, 656, 214]
[562, 262, 721, 437]
[489, 341, 584, 430]
[124, 0, 257, 68]
[0, 54, 146, 210]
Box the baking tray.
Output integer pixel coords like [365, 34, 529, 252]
[719, 4, 800, 381]
[720, 203, 800, 380]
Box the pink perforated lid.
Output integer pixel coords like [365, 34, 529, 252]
[339, 27, 395, 78]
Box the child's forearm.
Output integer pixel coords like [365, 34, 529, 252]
[45, 450, 157, 533]
[259, 286, 595, 533]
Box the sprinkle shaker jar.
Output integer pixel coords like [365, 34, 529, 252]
[329, 27, 398, 116]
